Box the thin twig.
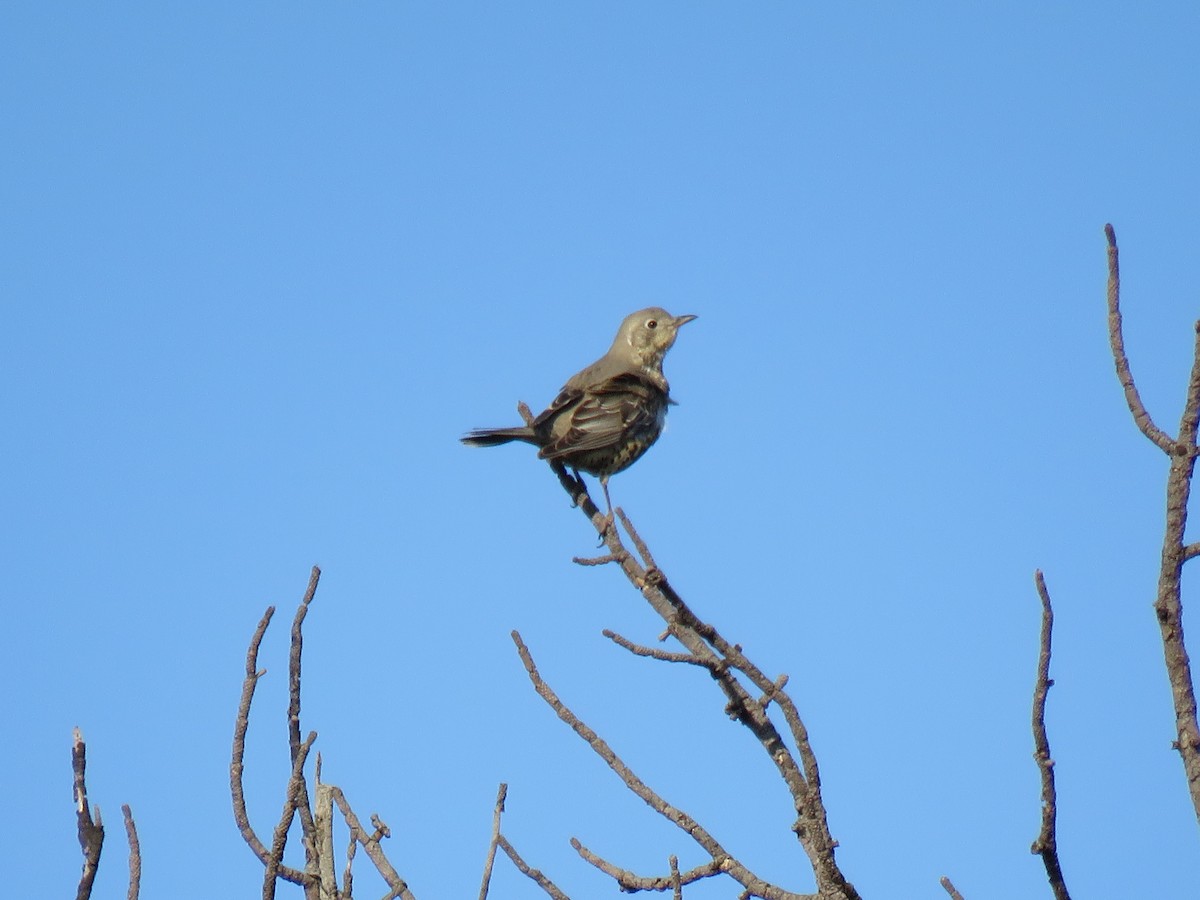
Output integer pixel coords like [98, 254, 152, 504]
[939, 875, 965, 899]
[603, 628, 704, 665]
[478, 783, 507, 900]
[573, 553, 623, 567]
[573, 837, 805, 899]
[1104, 223, 1174, 452]
[497, 835, 571, 900]
[1030, 572, 1070, 900]
[669, 855, 682, 900]
[264, 731, 318, 900]
[513, 632, 724, 853]
[73, 728, 104, 900]
[616, 507, 657, 570]
[343, 823, 357, 900]
[758, 674, 790, 711]
[288, 567, 322, 869]
[121, 805, 140, 900]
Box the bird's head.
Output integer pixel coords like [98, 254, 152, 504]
[617, 307, 697, 368]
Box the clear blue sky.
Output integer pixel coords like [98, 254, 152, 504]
[3, 3, 1198, 897]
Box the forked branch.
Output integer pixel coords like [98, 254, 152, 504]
[231, 567, 416, 899]
[1105, 223, 1200, 825]
[511, 451, 859, 897]
[514, 631, 816, 900]
[71, 730, 141, 900]
[478, 782, 570, 900]
[1105, 223, 1175, 452]
[73, 728, 105, 900]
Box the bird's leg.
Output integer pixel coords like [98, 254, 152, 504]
[599, 476, 616, 538]
[568, 467, 588, 508]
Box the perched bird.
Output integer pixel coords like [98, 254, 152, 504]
[462, 307, 696, 519]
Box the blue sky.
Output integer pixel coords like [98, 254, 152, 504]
[3, 3, 1199, 897]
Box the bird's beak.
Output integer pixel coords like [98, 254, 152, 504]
[675, 314, 698, 327]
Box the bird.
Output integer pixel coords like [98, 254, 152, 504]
[462, 307, 696, 521]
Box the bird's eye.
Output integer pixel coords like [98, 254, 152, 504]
[646, 319, 658, 329]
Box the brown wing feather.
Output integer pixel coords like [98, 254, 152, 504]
[537, 373, 664, 460]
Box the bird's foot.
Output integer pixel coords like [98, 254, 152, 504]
[595, 512, 616, 546]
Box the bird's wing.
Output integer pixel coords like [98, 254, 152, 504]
[530, 354, 622, 430]
[538, 373, 664, 459]
[532, 385, 583, 432]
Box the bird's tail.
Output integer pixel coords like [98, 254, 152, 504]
[461, 426, 537, 448]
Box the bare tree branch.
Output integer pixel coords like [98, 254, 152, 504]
[602, 628, 704, 666]
[1105, 223, 1174, 452]
[120, 804, 141, 900]
[70, 732, 139, 900]
[233, 569, 421, 899]
[573, 840, 729, 894]
[478, 783, 507, 900]
[328, 787, 417, 899]
[230, 605, 311, 886]
[288, 566, 322, 877]
[668, 855, 682, 900]
[1030, 571, 1071, 900]
[939, 875, 965, 899]
[534, 453, 858, 898]
[497, 835, 572, 900]
[264, 731, 318, 900]
[572, 552, 626, 567]
[73, 728, 104, 900]
[477, 783, 569, 898]
[514, 631, 821, 899]
[313, 782, 337, 900]
[1105, 224, 1200, 826]
[615, 507, 658, 571]
[342, 819, 358, 900]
